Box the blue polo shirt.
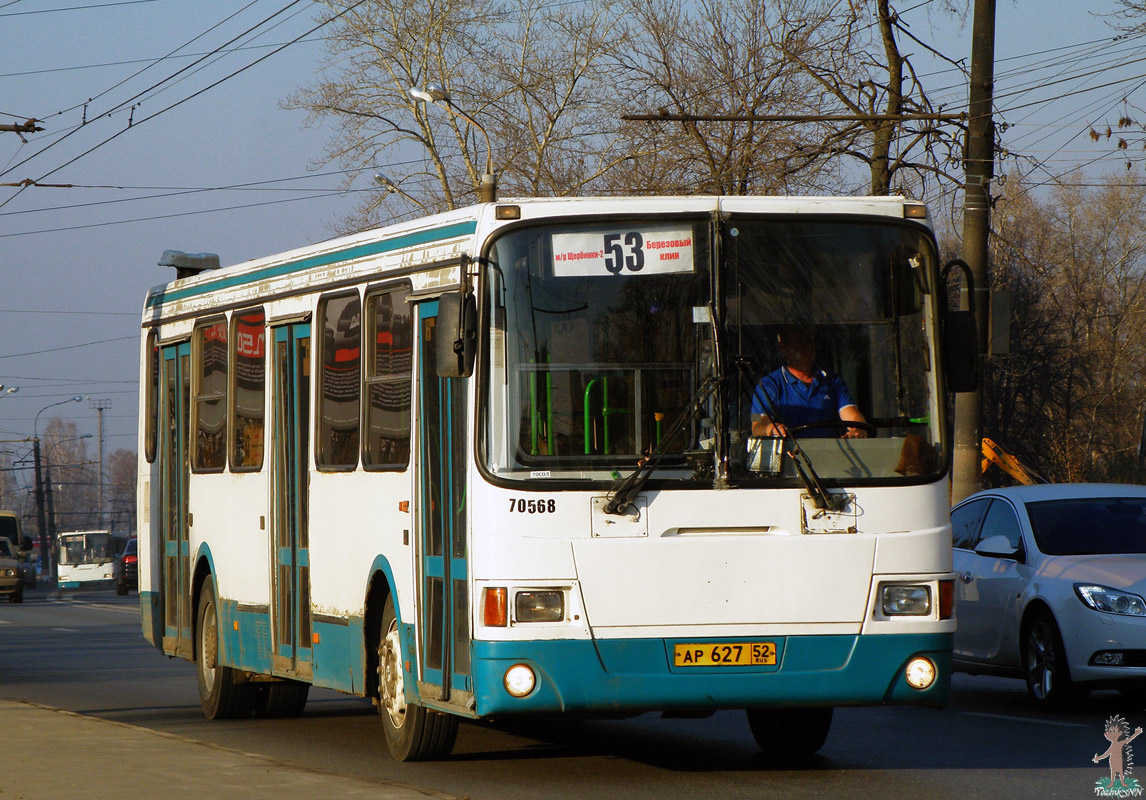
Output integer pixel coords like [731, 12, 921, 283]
[751, 367, 858, 437]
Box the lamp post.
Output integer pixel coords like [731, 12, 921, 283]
[43, 434, 93, 555]
[0, 385, 18, 399]
[33, 396, 83, 579]
[408, 83, 497, 202]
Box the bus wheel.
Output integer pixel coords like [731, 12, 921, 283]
[746, 707, 833, 758]
[377, 595, 458, 761]
[254, 681, 310, 718]
[196, 575, 254, 719]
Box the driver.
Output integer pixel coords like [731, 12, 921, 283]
[750, 326, 869, 439]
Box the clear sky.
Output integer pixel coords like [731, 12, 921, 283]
[0, 0, 1140, 480]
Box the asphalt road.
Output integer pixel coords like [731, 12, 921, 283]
[0, 588, 1133, 799]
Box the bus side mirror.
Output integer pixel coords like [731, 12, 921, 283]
[436, 290, 477, 378]
[944, 309, 980, 393]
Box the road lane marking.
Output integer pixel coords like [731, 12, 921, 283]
[958, 711, 1088, 727]
[51, 627, 79, 632]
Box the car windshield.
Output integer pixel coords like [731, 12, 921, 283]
[0, 539, 14, 558]
[1027, 497, 1146, 555]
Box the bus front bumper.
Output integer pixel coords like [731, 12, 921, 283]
[470, 633, 951, 718]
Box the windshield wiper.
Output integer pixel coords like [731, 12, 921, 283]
[779, 428, 847, 512]
[603, 377, 719, 516]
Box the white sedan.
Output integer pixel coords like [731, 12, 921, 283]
[951, 483, 1146, 708]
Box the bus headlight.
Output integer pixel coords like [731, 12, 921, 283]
[905, 657, 937, 690]
[504, 664, 536, 697]
[515, 590, 564, 623]
[880, 584, 932, 616]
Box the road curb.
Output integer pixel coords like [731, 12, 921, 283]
[0, 699, 460, 800]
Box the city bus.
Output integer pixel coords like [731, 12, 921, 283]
[56, 529, 129, 589]
[137, 195, 975, 761]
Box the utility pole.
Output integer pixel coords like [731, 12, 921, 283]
[951, 0, 997, 504]
[32, 438, 48, 576]
[91, 398, 111, 527]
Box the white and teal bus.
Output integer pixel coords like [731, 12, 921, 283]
[56, 529, 129, 589]
[137, 195, 975, 761]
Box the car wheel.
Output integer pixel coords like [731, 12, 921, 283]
[377, 594, 457, 761]
[746, 707, 833, 758]
[116, 580, 127, 596]
[10, 585, 22, 604]
[1024, 611, 1078, 709]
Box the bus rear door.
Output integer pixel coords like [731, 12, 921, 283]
[160, 342, 193, 659]
[271, 322, 313, 680]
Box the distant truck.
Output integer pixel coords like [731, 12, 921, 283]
[0, 510, 36, 589]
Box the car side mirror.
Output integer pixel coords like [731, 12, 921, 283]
[436, 290, 477, 378]
[974, 534, 1020, 559]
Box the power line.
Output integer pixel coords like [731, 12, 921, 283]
[0, 187, 371, 239]
[0, 0, 304, 182]
[0, 335, 136, 359]
[0, 0, 162, 17]
[0, 0, 369, 213]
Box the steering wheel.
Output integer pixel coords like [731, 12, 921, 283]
[787, 419, 877, 437]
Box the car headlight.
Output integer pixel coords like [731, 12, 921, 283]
[1075, 584, 1146, 616]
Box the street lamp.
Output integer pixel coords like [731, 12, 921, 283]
[408, 83, 497, 203]
[33, 396, 83, 579]
[0, 385, 18, 399]
[373, 173, 429, 212]
[43, 434, 93, 550]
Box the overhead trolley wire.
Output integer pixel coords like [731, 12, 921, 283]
[0, 0, 369, 212]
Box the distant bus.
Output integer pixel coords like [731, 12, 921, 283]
[138, 195, 974, 761]
[56, 530, 128, 589]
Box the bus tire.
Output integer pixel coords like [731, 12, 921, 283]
[254, 681, 310, 718]
[196, 575, 254, 719]
[377, 594, 458, 761]
[746, 707, 832, 758]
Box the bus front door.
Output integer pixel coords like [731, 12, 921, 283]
[271, 323, 313, 680]
[159, 342, 193, 659]
[415, 301, 471, 708]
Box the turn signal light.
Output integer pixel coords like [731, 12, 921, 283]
[939, 579, 955, 620]
[484, 587, 508, 626]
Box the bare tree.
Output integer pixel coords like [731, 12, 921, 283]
[986, 173, 1146, 483]
[289, 0, 627, 229]
[42, 418, 97, 531]
[609, 0, 848, 195]
[105, 449, 137, 532]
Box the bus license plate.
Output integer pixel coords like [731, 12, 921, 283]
[673, 642, 776, 667]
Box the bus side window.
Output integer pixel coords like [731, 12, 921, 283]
[231, 307, 266, 471]
[364, 286, 412, 469]
[145, 330, 159, 463]
[317, 291, 362, 469]
[193, 318, 228, 472]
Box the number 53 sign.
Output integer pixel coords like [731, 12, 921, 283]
[551, 226, 695, 277]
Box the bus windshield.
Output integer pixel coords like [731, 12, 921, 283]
[58, 532, 119, 565]
[481, 215, 944, 487]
